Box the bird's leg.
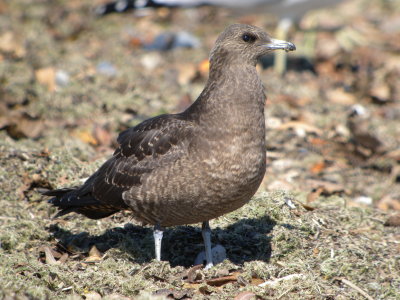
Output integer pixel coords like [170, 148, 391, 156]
[274, 18, 293, 75]
[202, 221, 213, 269]
[153, 224, 164, 261]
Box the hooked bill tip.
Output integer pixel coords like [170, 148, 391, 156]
[265, 38, 296, 52]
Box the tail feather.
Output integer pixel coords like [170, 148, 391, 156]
[42, 188, 121, 220]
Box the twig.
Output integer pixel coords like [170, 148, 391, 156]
[277, 287, 295, 299]
[337, 277, 374, 300]
[258, 273, 305, 287]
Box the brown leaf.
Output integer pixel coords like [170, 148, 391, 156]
[309, 137, 328, 146]
[377, 195, 400, 211]
[250, 277, 264, 285]
[198, 59, 210, 77]
[35, 67, 56, 92]
[384, 214, 400, 227]
[326, 89, 357, 105]
[58, 253, 69, 264]
[310, 161, 326, 174]
[307, 187, 324, 203]
[74, 130, 98, 145]
[307, 179, 347, 195]
[234, 291, 256, 300]
[6, 114, 45, 139]
[297, 201, 316, 211]
[43, 246, 57, 265]
[206, 271, 240, 287]
[84, 245, 103, 263]
[187, 264, 203, 283]
[0, 31, 26, 58]
[93, 124, 113, 147]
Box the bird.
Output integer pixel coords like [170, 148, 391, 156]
[43, 24, 296, 268]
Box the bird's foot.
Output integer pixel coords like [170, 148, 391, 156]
[204, 262, 214, 270]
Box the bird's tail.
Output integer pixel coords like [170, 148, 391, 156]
[42, 188, 121, 219]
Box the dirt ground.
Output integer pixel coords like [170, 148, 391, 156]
[1, 0, 400, 299]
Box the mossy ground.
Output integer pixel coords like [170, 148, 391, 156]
[1, 0, 400, 299]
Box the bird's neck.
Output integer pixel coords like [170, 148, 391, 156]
[186, 63, 266, 124]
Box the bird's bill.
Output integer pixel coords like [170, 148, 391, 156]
[263, 38, 296, 52]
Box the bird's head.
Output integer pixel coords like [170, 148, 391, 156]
[210, 24, 296, 67]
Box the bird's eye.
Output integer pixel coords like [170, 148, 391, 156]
[242, 33, 257, 43]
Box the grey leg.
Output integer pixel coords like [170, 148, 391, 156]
[153, 224, 164, 261]
[202, 221, 213, 269]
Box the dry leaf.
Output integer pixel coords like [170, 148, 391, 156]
[297, 201, 316, 211]
[74, 130, 98, 145]
[206, 271, 240, 287]
[310, 161, 326, 174]
[250, 277, 265, 286]
[307, 187, 324, 203]
[93, 125, 113, 147]
[187, 264, 203, 283]
[85, 245, 103, 263]
[307, 179, 347, 195]
[35, 67, 56, 92]
[0, 31, 26, 58]
[198, 59, 210, 76]
[326, 89, 356, 105]
[58, 253, 69, 264]
[384, 214, 400, 227]
[6, 115, 45, 139]
[43, 246, 58, 265]
[177, 63, 197, 86]
[234, 291, 256, 300]
[377, 195, 400, 211]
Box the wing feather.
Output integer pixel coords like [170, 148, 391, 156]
[89, 113, 194, 207]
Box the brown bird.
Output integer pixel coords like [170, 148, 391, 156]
[43, 24, 295, 268]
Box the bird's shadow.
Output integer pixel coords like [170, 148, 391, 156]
[48, 215, 277, 267]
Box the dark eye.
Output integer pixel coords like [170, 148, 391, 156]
[242, 33, 257, 43]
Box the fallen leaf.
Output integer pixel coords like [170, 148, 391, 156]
[297, 201, 316, 211]
[0, 31, 26, 58]
[377, 195, 400, 211]
[250, 277, 264, 286]
[43, 246, 57, 265]
[309, 137, 328, 146]
[84, 245, 103, 263]
[198, 59, 210, 76]
[206, 271, 240, 287]
[58, 253, 69, 264]
[307, 179, 348, 195]
[310, 161, 326, 174]
[234, 291, 256, 300]
[74, 130, 98, 145]
[307, 187, 324, 203]
[326, 89, 357, 105]
[35, 67, 56, 92]
[6, 114, 45, 139]
[384, 214, 400, 227]
[93, 124, 113, 147]
[187, 264, 203, 283]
